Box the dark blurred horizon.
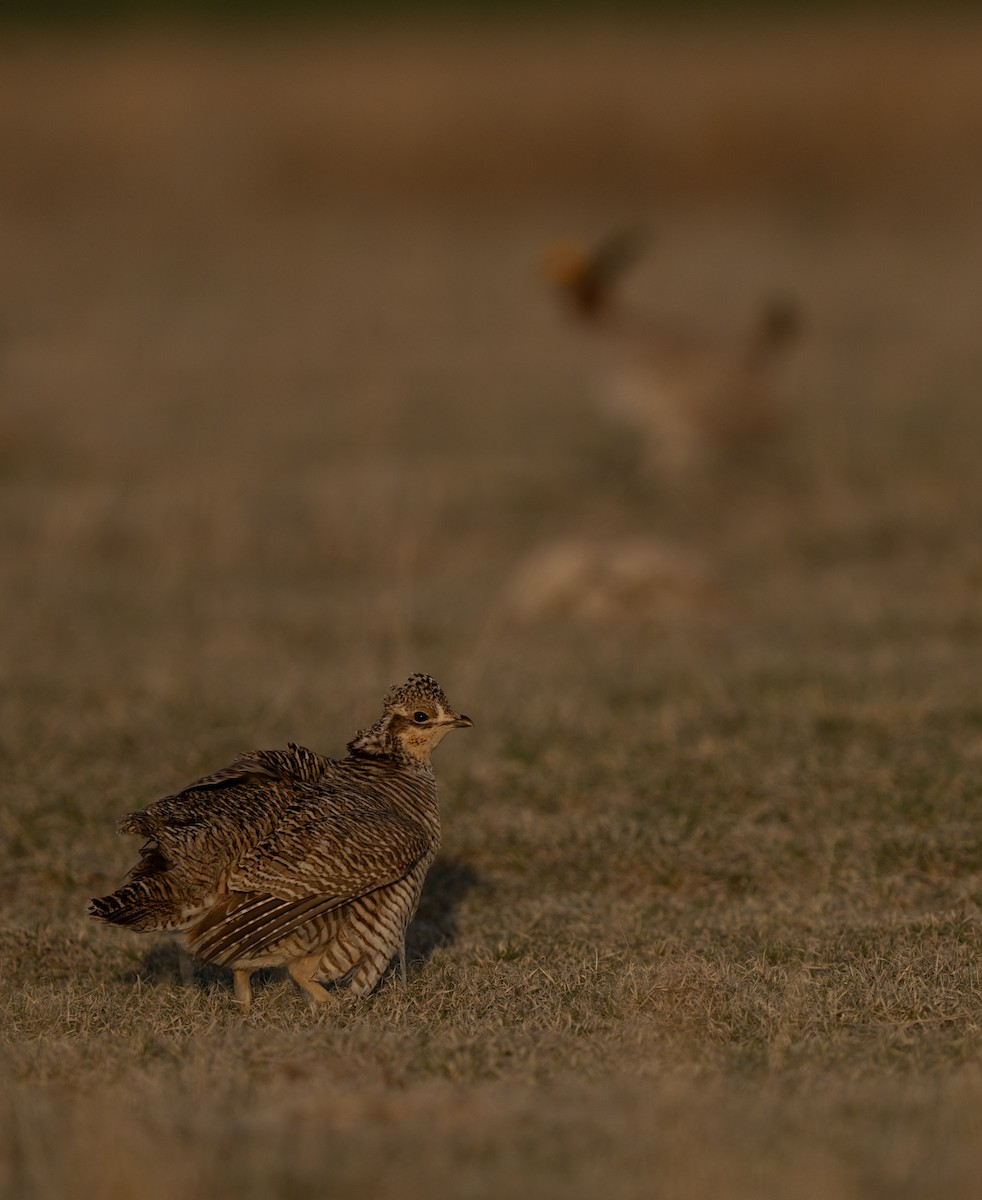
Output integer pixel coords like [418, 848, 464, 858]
[0, 0, 976, 25]
[2, 9, 980, 226]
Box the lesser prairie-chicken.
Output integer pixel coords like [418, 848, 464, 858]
[90, 674, 472, 1011]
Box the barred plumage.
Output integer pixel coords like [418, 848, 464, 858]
[90, 674, 472, 1011]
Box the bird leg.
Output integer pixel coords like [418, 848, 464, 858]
[233, 968, 253, 1013]
[288, 956, 335, 1006]
[398, 942, 407, 988]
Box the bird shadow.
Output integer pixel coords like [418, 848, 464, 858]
[119, 856, 483, 994]
[120, 941, 280, 999]
[406, 856, 484, 968]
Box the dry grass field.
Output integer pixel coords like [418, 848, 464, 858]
[2, 12, 982, 1198]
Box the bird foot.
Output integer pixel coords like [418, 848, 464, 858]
[288, 957, 337, 1007]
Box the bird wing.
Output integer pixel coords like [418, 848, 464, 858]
[186, 804, 432, 966]
[174, 743, 330, 794]
[591, 227, 646, 289]
[116, 744, 333, 838]
[228, 803, 430, 897]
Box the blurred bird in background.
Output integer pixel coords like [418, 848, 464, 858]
[543, 229, 801, 480]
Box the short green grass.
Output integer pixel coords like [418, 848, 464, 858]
[2, 16, 982, 1199]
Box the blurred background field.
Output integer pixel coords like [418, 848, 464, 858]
[2, 6, 982, 1198]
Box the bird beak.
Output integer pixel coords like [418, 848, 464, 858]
[451, 713, 473, 729]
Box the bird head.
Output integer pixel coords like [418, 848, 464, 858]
[542, 239, 598, 317]
[347, 673, 473, 766]
[542, 229, 646, 322]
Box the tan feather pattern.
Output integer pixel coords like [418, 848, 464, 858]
[90, 674, 472, 1011]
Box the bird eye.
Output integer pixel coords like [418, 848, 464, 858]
[412, 711, 429, 724]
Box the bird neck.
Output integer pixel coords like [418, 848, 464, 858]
[345, 719, 434, 773]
